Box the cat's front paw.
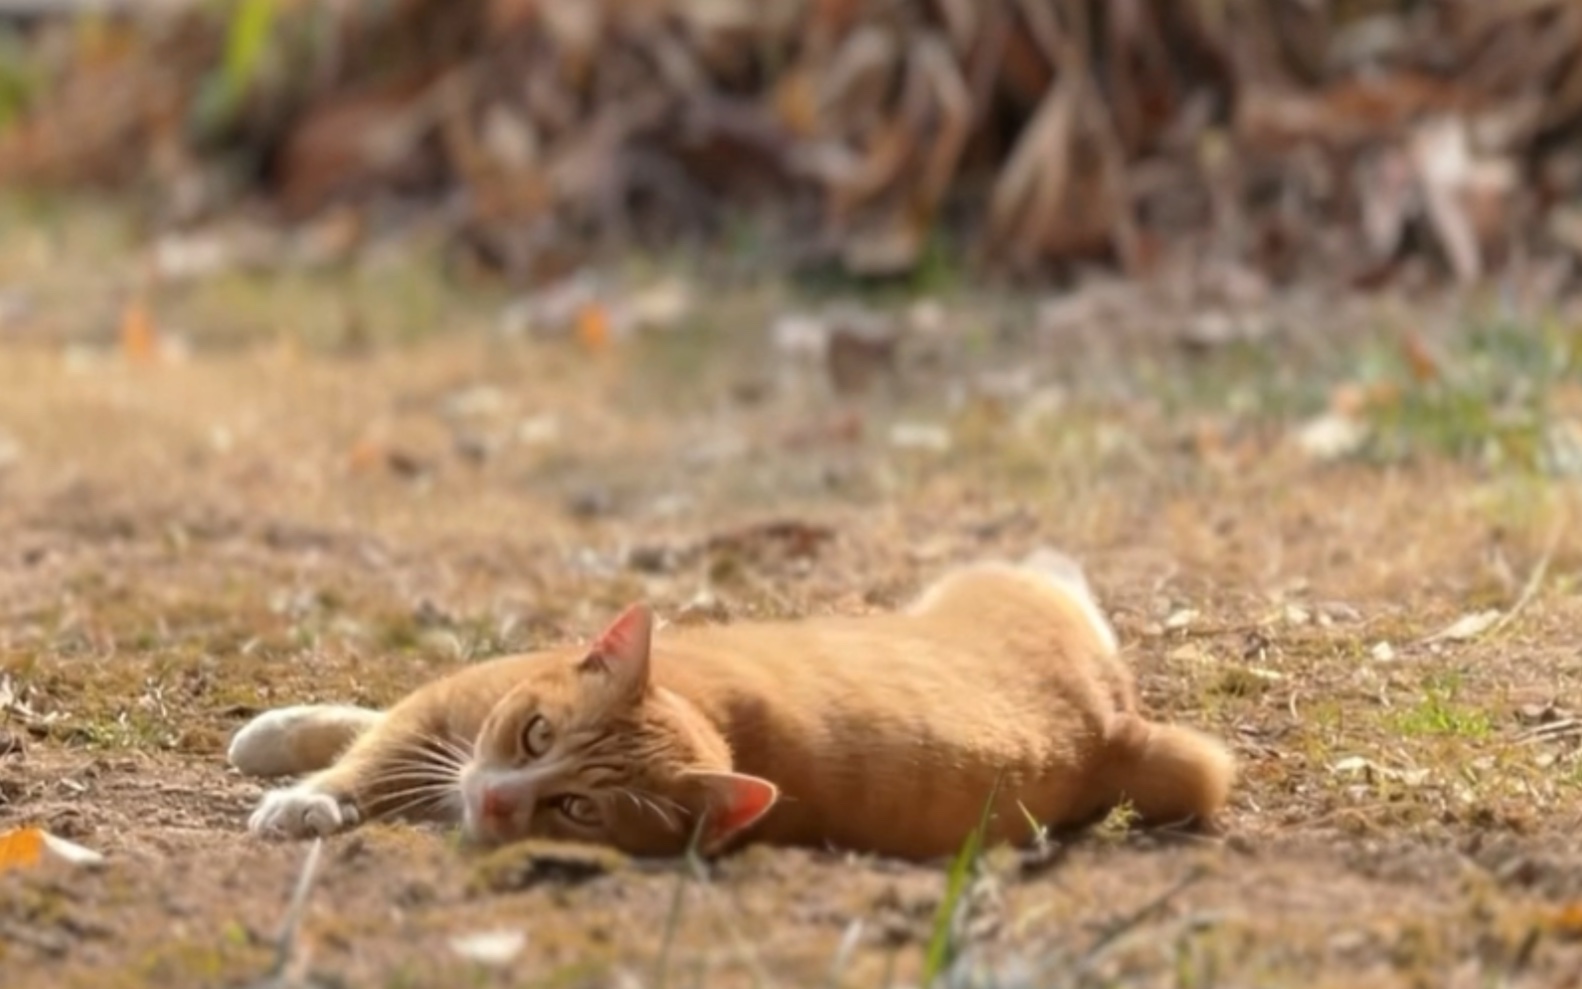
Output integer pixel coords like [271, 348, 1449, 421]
[249, 785, 361, 839]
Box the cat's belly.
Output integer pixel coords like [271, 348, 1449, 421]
[676, 676, 1111, 858]
[657, 615, 1125, 858]
[745, 718, 1107, 858]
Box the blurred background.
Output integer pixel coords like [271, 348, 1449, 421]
[4, 0, 1582, 296]
[2, 0, 1580, 470]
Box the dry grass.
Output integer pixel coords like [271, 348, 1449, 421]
[2, 194, 1582, 988]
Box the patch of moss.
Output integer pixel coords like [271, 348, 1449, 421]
[1392, 672, 1495, 740]
[467, 839, 630, 896]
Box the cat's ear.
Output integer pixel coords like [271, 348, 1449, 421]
[690, 771, 778, 850]
[577, 602, 653, 700]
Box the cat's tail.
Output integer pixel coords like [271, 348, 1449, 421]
[1104, 714, 1235, 830]
[227, 704, 383, 777]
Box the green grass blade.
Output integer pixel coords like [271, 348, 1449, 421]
[922, 774, 1003, 985]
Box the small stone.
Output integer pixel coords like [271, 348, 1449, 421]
[1371, 641, 1396, 662]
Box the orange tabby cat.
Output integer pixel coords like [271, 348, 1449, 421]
[229, 550, 1234, 860]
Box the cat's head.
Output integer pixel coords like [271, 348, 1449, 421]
[458, 602, 778, 856]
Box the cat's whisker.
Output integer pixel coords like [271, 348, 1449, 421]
[373, 753, 466, 776]
[634, 788, 688, 819]
[418, 730, 473, 760]
[365, 771, 462, 793]
[382, 789, 460, 823]
[417, 748, 470, 774]
[368, 757, 458, 774]
[386, 731, 472, 771]
[430, 735, 474, 763]
[615, 786, 684, 831]
[366, 776, 462, 801]
[371, 759, 461, 780]
[376, 778, 461, 801]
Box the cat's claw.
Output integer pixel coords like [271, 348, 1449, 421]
[249, 786, 361, 839]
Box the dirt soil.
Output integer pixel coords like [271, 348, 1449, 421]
[2, 199, 1582, 989]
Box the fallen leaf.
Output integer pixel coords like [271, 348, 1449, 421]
[0, 431, 20, 473]
[828, 321, 898, 396]
[0, 826, 44, 871]
[888, 422, 951, 453]
[1548, 903, 1582, 940]
[516, 414, 562, 447]
[1422, 609, 1502, 644]
[347, 438, 385, 472]
[1329, 757, 1429, 786]
[1295, 412, 1369, 462]
[575, 302, 611, 354]
[623, 279, 692, 332]
[498, 274, 601, 339]
[703, 520, 836, 562]
[0, 826, 104, 874]
[1409, 116, 1514, 285]
[770, 312, 831, 359]
[1164, 608, 1199, 631]
[1399, 328, 1441, 383]
[118, 295, 160, 363]
[772, 68, 820, 137]
[41, 832, 105, 866]
[449, 929, 527, 966]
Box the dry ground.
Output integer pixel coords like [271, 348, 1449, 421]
[3, 197, 1582, 988]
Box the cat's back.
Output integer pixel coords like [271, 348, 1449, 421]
[651, 561, 1122, 738]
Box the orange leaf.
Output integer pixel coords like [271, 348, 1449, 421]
[772, 70, 819, 137]
[119, 296, 160, 363]
[575, 302, 611, 354]
[0, 826, 46, 873]
[347, 438, 385, 472]
[1399, 328, 1440, 383]
[1550, 902, 1582, 940]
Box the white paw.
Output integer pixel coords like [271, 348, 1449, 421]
[248, 785, 361, 839]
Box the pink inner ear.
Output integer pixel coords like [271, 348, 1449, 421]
[701, 772, 779, 844]
[581, 602, 653, 673]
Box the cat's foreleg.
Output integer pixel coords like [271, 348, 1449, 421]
[245, 712, 460, 840]
[247, 742, 380, 839]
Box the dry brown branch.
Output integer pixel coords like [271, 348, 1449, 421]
[3, 0, 1582, 285]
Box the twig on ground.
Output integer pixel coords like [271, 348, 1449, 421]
[237, 837, 326, 989]
[825, 918, 864, 989]
[1067, 866, 1208, 982]
[1486, 515, 1565, 639]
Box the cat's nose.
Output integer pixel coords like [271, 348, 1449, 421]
[481, 786, 512, 821]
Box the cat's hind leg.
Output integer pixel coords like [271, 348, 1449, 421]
[1017, 548, 1119, 655]
[229, 704, 383, 777]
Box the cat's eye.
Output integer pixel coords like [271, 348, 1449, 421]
[556, 794, 600, 826]
[521, 716, 553, 757]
